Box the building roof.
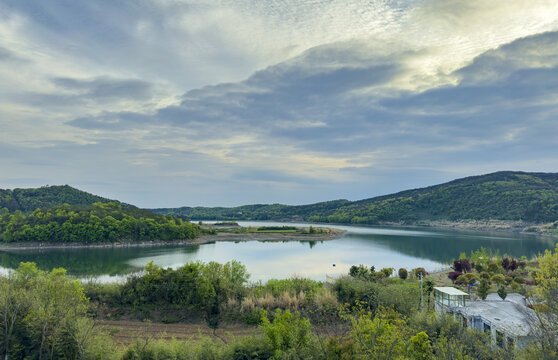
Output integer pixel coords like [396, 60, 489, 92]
[456, 294, 536, 337]
[434, 286, 468, 296]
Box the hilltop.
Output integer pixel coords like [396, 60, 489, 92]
[0, 185, 118, 213]
[153, 171, 558, 226]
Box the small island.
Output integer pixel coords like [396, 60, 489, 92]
[196, 224, 345, 243]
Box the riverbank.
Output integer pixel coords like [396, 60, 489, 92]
[387, 219, 558, 236]
[239, 218, 558, 237]
[0, 228, 345, 251]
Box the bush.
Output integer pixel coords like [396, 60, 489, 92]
[453, 259, 472, 273]
[380, 267, 395, 278]
[376, 282, 420, 316]
[254, 277, 322, 299]
[448, 271, 462, 283]
[226, 335, 274, 360]
[398, 268, 408, 280]
[412, 267, 428, 278]
[260, 309, 321, 359]
[332, 278, 378, 310]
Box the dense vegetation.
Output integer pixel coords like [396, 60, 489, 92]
[0, 185, 117, 213]
[154, 171, 558, 224]
[0, 263, 117, 359]
[2, 245, 558, 359]
[0, 202, 201, 243]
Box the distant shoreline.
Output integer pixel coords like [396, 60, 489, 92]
[224, 218, 558, 237]
[200, 219, 558, 237]
[380, 219, 557, 237]
[0, 228, 346, 251]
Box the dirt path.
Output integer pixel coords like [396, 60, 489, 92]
[100, 320, 261, 345]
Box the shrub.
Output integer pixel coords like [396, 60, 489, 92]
[260, 309, 320, 359]
[497, 286, 507, 300]
[453, 259, 472, 273]
[412, 267, 428, 278]
[398, 268, 408, 280]
[333, 278, 378, 310]
[448, 271, 462, 283]
[380, 267, 395, 278]
[349, 265, 376, 281]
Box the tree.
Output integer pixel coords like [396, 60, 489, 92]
[350, 265, 376, 281]
[380, 268, 395, 278]
[0, 270, 30, 360]
[0, 262, 109, 360]
[407, 331, 433, 360]
[453, 259, 472, 274]
[497, 286, 507, 301]
[491, 274, 505, 287]
[398, 268, 408, 280]
[530, 244, 558, 359]
[448, 271, 462, 283]
[260, 309, 316, 358]
[199, 261, 249, 335]
[412, 268, 428, 279]
[340, 304, 408, 360]
[424, 279, 434, 311]
[26, 266, 88, 360]
[477, 280, 490, 300]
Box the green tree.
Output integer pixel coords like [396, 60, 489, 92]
[407, 331, 433, 360]
[398, 268, 408, 280]
[199, 261, 249, 335]
[477, 279, 490, 300]
[0, 270, 30, 360]
[260, 309, 317, 359]
[496, 286, 507, 301]
[530, 244, 558, 359]
[340, 305, 408, 360]
[28, 267, 87, 360]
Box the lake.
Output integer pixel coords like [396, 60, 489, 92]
[0, 221, 556, 282]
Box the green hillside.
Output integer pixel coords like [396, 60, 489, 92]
[0, 185, 203, 244]
[0, 185, 116, 213]
[0, 202, 200, 243]
[153, 171, 558, 224]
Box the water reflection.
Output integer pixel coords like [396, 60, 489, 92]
[0, 222, 556, 282]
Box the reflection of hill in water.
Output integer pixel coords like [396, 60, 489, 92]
[0, 245, 201, 275]
[342, 231, 558, 264]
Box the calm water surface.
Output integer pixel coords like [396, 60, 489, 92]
[0, 222, 556, 282]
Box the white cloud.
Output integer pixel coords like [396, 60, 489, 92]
[1, 0, 558, 206]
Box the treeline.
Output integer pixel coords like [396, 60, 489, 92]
[0, 202, 201, 243]
[154, 171, 558, 224]
[0, 185, 116, 213]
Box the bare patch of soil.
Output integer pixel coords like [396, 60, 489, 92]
[100, 320, 260, 345]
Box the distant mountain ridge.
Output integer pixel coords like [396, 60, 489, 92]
[153, 171, 558, 224]
[0, 185, 118, 213]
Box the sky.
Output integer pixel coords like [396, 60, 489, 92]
[1, 0, 558, 208]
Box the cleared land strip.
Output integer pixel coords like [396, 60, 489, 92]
[100, 320, 260, 345]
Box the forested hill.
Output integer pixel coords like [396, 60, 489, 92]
[0, 185, 117, 213]
[0, 202, 200, 243]
[153, 171, 558, 224]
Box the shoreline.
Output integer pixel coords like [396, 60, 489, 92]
[0, 228, 346, 251]
[232, 218, 558, 237]
[378, 219, 558, 237]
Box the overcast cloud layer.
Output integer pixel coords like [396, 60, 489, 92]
[1, 0, 558, 207]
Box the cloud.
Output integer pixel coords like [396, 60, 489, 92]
[67, 111, 154, 130]
[2, 1, 558, 207]
[53, 77, 154, 100]
[0, 46, 15, 60]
